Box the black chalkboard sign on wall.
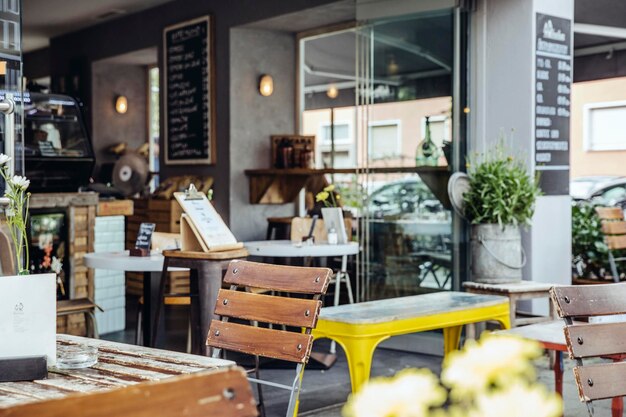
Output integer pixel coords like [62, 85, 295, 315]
[163, 16, 215, 165]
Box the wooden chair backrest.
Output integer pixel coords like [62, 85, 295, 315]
[290, 216, 352, 243]
[0, 367, 257, 417]
[551, 284, 626, 402]
[0, 222, 16, 275]
[595, 207, 626, 250]
[207, 260, 332, 364]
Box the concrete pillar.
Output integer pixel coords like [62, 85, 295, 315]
[470, 0, 574, 313]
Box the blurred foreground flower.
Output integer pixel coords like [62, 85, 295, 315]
[343, 334, 561, 417]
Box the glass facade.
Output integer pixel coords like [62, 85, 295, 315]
[300, 7, 467, 301]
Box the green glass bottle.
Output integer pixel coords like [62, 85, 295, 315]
[416, 116, 440, 166]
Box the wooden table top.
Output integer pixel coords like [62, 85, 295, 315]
[0, 335, 233, 409]
[498, 320, 567, 348]
[318, 292, 508, 324]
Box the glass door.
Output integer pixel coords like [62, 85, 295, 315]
[299, 5, 467, 302]
[0, 0, 24, 193]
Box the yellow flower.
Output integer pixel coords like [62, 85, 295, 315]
[324, 184, 335, 192]
[336, 195, 341, 200]
[441, 334, 541, 399]
[316, 191, 329, 202]
[468, 382, 562, 417]
[343, 369, 446, 417]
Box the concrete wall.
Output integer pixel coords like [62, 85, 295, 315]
[229, 28, 296, 241]
[470, 0, 574, 312]
[91, 62, 147, 178]
[24, 0, 338, 223]
[570, 77, 626, 178]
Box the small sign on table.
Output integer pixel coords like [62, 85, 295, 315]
[130, 222, 156, 257]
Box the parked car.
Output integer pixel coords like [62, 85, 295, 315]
[366, 177, 445, 219]
[571, 176, 626, 207]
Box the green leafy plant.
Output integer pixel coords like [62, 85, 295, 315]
[463, 148, 540, 227]
[571, 201, 609, 279]
[0, 153, 31, 275]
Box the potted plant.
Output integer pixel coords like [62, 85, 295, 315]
[463, 148, 540, 283]
[0, 153, 57, 366]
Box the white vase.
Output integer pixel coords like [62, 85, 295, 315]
[0, 273, 57, 365]
[321, 207, 348, 244]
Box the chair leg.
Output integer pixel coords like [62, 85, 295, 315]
[186, 315, 192, 354]
[152, 258, 170, 347]
[86, 311, 99, 339]
[136, 306, 143, 346]
[254, 356, 266, 417]
[286, 363, 305, 417]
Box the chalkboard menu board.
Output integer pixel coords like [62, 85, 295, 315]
[535, 13, 571, 196]
[164, 16, 215, 165]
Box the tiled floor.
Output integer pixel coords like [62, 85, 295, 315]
[102, 297, 613, 417]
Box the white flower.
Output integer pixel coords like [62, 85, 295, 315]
[468, 382, 562, 417]
[343, 369, 446, 417]
[0, 154, 10, 166]
[4, 208, 15, 217]
[10, 175, 30, 190]
[51, 256, 63, 274]
[441, 334, 542, 399]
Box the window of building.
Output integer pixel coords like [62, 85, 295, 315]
[368, 121, 401, 160]
[584, 100, 626, 151]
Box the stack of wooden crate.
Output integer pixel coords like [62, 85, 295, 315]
[125, 198, 189, 295]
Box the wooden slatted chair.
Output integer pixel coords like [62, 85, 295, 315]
[551, 283, 626, 417]
[0, 366, 258, 417]
[207, 260, 332, 417]
[595, 207, 626, 282]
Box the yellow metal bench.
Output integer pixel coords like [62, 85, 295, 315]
[312, 291, 511, 393]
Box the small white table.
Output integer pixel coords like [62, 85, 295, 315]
[84, 251, 186, 347]
[244, 240, 360, 355]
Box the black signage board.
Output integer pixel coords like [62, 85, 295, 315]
[164, 16, 215, 165]
[535, 13, 571, 196]
[134, 223, 156, 250]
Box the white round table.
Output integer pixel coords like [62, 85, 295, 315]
[84, 251, 186, 346]
[244, 240, 359, 258]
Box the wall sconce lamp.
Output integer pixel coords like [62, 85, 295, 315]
[115, 95, 128, 114]
[326, 85, 339, 99]
[259, 74, 273, 97]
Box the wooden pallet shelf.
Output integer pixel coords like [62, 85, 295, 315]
[244, 166, 452, 208]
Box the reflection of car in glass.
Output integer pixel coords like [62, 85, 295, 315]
[366, 178, 446, 219]
[571, 176, 626, 207]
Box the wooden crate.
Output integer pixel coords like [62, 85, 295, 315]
[125, 198, 188, 296]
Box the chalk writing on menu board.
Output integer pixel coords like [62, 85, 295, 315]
[164, 16, 214, 165]
[135, 223, 156, 250]
[535, 13, 571, 196]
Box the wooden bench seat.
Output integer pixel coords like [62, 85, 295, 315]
[312, 291, 510, 392]
[57, 298, 101, 338]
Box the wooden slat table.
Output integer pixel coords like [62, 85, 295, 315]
[463, 280, 556, 327]
[0, 335, 234, 410]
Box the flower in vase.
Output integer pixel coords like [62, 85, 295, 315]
[316, 184, 341, 208]
[10, 175, 30, 190]
[468, 382, 562, 417]
[51, 256, 63, 274]
[316, 191, 329, 203]
[0, 153, 11, 165]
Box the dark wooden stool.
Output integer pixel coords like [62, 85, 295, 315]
[266, 217, 293, 240]
[57, 298, 101, 338]
[153, 248, 248, 355]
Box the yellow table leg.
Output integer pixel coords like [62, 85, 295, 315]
[443, 325, 463, 355]
[333, 335, 390, 393]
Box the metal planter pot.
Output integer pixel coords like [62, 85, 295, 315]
[471, 224, 525, 284]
